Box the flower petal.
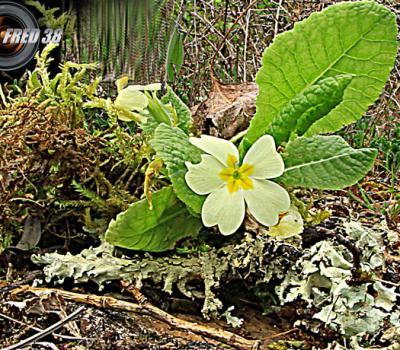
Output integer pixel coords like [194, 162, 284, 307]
[239, 163, 254, 177]
[244, 179, 290, 227]
[243, 135, 285, 179]
[115, 88, 148, 111]
[226, 179, 240, 193]
[267, 206, 304, 239]
[185, 155, 225, 195]
[202, 186, 245, 235]
[189, 135, 239, 166]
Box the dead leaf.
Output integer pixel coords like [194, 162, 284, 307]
[15, 215, 42, 251]
[193, 80, 257, 139]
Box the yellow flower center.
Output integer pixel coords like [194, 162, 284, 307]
[219, 154, 254, 193]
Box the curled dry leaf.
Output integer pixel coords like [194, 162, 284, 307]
[192, 80, 258, 139]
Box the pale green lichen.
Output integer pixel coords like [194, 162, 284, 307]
[33, 220, 399, 347]
[318, 326, 400, 350]
[278, 221, 400, 340]
[32, 234, 293, 321]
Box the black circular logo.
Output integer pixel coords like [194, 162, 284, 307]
[0, 1, 39, 71]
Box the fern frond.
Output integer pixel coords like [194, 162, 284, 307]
[72, 180, 107, 210]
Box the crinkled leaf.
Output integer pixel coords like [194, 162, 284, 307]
[150, 124, 204, 214]
[105, 187, 202, 252]
[141, 115, 161, 135]
[278, 135, 377, 190]
[161, 86, 192, 133]
[262, 75, 353, 146]
[243, 1, 397, 149]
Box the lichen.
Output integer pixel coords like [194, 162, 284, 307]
[277, 221, 400, 340]
[33, 220, 400, 347]
[32, 234, 296, 320]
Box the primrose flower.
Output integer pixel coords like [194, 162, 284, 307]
[185, 135, 290, 235]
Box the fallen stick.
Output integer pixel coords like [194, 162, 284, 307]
[0, 312, 90, 342]
[12, 285, 260, 350]
[2, 306, 85, 350]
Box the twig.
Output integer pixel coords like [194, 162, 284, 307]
[2, 306, 85, 350]
[263, 328, 298, 340]
[0, 312, 89, 341]
[210, 0, 258, 77]
[121, 281, 148, 304]
[0, 271, 43, 295]
[274, 0, 283, 37]
[243, 9, 252, 81]
[374, 278, 400, 288]
[12, 286, 260, 350]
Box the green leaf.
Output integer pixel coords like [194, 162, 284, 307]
[243, 1, 397, 149]
[105, 187, 202, 252]
[264, 75, 353, 146]
[278, 136, 377, 190]
[161, 86, 192, 133]
[145, 92, 172, 125]
[150, 124, 204, 214]
[140, 92, 172, 135]
[166, 28, 184, 82]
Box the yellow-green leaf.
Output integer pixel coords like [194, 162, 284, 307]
[105, 187, 202, 252]
[244, 1, 397, 149]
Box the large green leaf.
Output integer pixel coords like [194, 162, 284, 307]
[264, 74, 353, 146]
[105, 187, 202, 252]
[278, 136, 377, 190]
[244, 1, 397, 149]
[150, 124, 205, 214]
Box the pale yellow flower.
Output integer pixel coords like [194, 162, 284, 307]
[185, 135, 290, 235]
[267, 206, 304, 239]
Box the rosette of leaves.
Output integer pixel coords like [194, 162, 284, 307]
[105, 1, 398, 252]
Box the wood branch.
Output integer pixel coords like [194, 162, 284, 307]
[12, 285, 260, 350]
[121, 280, 148, 304]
